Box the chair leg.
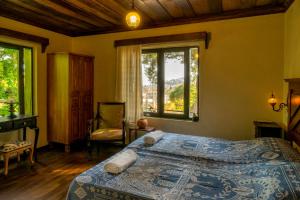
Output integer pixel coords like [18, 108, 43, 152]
[28, 148, 34, 165]
[3, 154, 9, 176]
[88, 140, 93, 160]
[17, 152, 21, 163]
[96, 143, 100, 156]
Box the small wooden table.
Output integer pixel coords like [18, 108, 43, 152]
[128, 125, 155, 143]
[254, 121, 282, 138]
[0, 115, 39, 161]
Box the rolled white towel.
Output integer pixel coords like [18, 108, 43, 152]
[144, 130, 165, 145]
[104, 149, 138, 174]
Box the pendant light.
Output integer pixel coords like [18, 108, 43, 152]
[126, 0, 141, 29]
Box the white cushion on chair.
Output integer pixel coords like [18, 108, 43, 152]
[91, 128, 123, 141]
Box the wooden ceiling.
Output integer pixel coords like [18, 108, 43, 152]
[0, 0, 294, 37]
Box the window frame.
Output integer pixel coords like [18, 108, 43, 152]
[0, 42, 34, 115]
[142, 46, 199, 120]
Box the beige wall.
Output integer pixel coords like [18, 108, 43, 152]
[284, 0, 300, 79]
[72, 14, 284, 140]
[0, 17, 72, 147]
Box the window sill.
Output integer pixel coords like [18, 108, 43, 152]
[143, 116, 199, 122]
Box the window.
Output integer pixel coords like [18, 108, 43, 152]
[0, 42, 33, 117]
[142, 46, 199, 119]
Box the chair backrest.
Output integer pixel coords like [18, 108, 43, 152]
[95, 102, 125, 129]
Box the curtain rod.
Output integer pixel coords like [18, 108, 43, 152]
[114, 32, 210, 49]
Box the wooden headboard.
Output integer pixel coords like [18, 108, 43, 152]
[286, 78, 300, 146]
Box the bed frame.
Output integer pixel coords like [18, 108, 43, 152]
[286, 78, 300, 148]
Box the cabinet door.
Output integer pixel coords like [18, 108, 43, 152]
[80, 57, 94, 138]
[69, 55, 81, 142]
[69, 55, 81, 94]
[70, 95, 80, 141]
[81, 93, 93, 138]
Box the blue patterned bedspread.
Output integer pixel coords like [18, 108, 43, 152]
[129, 133, 300, 163]
[67, 133, 300, 200]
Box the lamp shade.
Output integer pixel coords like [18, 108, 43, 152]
[268, 94, 277, 106]
[126, 11, 141, 28]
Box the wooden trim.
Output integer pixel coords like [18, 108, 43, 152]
[285, 78, 300, 83]
[114, 32, 210, 49]
[0, 28, 49, 53]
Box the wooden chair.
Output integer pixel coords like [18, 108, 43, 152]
[87, 102, 126, 156]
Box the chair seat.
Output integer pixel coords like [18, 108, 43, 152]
[91, 128, 123, 141]
[0, 141, 32, 153]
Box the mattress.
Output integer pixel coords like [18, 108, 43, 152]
[67, 133, 300, 200]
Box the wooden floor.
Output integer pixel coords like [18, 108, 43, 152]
[0, 144, 122, 200]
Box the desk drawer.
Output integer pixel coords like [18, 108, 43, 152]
[0, 121, 13, 132]
[14, 118, 35, 129]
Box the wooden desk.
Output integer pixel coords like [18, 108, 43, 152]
[128, 126, 155, 143]
[0, 115, 39, 161]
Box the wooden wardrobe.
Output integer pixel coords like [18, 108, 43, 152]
[47, 53, 94, 152]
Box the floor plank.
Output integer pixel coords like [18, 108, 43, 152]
[0, 145, 121, 200]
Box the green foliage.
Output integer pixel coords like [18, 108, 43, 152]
[189, 48, 198, 113]
[142, 53, 157, 85]
[0, 47, 19, 116]
[168, 84, 184, 112]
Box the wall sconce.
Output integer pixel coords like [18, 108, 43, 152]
[268, 92, 287, 112]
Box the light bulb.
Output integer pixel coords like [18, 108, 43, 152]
[126, 11, 141, 28]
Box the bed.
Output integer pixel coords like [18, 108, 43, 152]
[67, 79, 300, 200]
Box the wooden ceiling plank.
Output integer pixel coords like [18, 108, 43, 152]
[62, 0, 121, 25]
[156, 0, 174, 19]
[78, 0, 123, 22]
[222, 0, 241, 11]
[8, 0, 93, 30]
[223, 0, 257, 10]
[189, 0, 211, 15]
[157, 0, 195, 18]
[93, 0, 127, 16]
[39, 0, 111, 27]
[182, 0, 197, 16]
[208, 0, 223, 13]
[132, 0, 172, 21]
[240, 0, 257, 9]
[256, 0, 273, 6]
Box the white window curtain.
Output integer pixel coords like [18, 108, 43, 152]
[115, 45, 143, 123]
